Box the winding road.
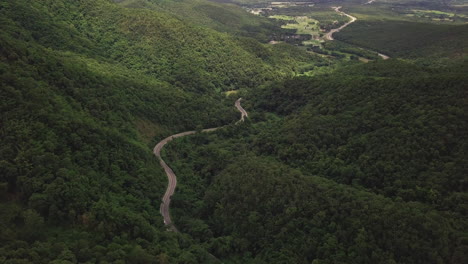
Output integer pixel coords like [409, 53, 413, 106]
[324, 6, 357, 41]
[154, 98, 248, 231]
[324, 6, 390, 60]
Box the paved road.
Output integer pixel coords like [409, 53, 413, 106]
[378, 53, 390, 60]
[154, 98, 248, 231]
[324, 6, 390, 60]
[235, 98, 248, 122]
[324, 6, 357, 41]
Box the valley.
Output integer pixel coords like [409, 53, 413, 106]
[0, 0, 467, 263]
[154, 99, 248, 232]
[247, 1, 393, 62]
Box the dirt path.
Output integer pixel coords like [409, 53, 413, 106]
[154, 98, 248, 231]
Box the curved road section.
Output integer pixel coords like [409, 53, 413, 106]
[235, 98, 248, 122]
[154, 98, 248, 231]
[324, 6, 357, 41]
[324, 6, 389, 60]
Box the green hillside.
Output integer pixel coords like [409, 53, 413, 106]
[0, 0, 320, 262]
[117, 0, 285, 42]
[164, 59, 468, 263]
[1, 0, 467, 263]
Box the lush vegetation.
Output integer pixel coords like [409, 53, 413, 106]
[0, 0, 321, 262]
[1, 0, 467, 263]
[164, 59, 468, 263]
[335, 20, 468, 58]
[117, 0, 288, 42]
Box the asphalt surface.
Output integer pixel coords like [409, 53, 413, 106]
[324, 6, 357, 41]
[154, 98, 248, 231]
[324, 6, 390, 60]
[235, 98, 248, 122]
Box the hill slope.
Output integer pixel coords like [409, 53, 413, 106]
[0, 0, 319, 262]
[1, 0, 466, 263]
[162, 59, 468, 263]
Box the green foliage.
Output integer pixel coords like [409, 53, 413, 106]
[268, 5, 350, 31]
[335, 20, 468, 58]
[1, 0, 466, 262]
[252, 60, 467, 205]
[122, 0, 287, 42]
[322, 41, 380, 60]
[0, 0, 292, 261]
[164, 59, 468, 263]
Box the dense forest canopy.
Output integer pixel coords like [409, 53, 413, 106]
[1, 0, 467, 263]
[164, 59, 468, 263]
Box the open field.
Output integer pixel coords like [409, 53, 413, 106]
[270, 15, 320, 35]
[255, 0, 467, 61]
[266, 4, 350, 30]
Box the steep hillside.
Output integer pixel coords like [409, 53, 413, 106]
[117, 0, 285, 42]
[1, 0, 466, 263]
[163, 59, 468, 263]
[3, 0, 320, 93]
[0, 0, 320, 262]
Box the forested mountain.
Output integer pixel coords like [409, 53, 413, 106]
[0, 0, 319, 262]
[164, 59, 468, 263]
[117, 0, 284, 41]
[1, 0, 467, 263]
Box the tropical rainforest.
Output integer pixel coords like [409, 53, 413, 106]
[0, 0, 467, 263]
